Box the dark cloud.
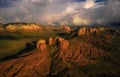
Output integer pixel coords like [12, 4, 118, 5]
[0, 0, 119, 25]
[0, 0, 13, 8]
[0, 0, 20, 8]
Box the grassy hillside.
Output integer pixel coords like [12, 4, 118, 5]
[0, 30, 57, 59]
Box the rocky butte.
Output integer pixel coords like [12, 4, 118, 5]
[0, 25, 119, 77]
[64, 26, 71, 34]
[78, 27, 107, 35]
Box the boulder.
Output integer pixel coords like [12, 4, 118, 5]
[37, 39, 46, 51]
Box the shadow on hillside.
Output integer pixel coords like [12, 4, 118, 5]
[0, 35, 19, 40]
[48, 74, 120, 77]
[0, 41, 37, 62]
[57, 31, 78, 40]
[57, 32, 67, 38]
[56, 27, 79, 40]
[96, 74, 120, 77]
[17, 41, 37, 55]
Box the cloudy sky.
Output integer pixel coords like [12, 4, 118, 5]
[0, 0, 120, 25]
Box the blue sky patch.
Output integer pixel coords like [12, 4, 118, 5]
[0, 0, 13, 8]
[75, 0, 86, 2]
[95, 0, 109, 3]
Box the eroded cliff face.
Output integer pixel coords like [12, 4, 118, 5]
[0, 50, 51, 77]
[78, 27, 107, 35]
[55, 37, 69, 50]
[0, 35, 107, 77]
[47, 36, 107, 76]
[51, 39, 105, 69]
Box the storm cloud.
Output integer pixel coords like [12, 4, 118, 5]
[0, 0, 120, 25]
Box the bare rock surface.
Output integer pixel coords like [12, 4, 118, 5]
[64, 26, 71, 33]
[0, 50, 51, 77]
[55, 37, 69, 50]
[49, 37, 55, 45]
[78, 27, 106, 35]
[0, 36, 106, 77]
[37, 39, 46, 51]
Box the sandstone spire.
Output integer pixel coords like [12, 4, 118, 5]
[37, 39, 46, 51]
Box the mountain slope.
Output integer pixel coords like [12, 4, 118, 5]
[0, 26, 120, 77]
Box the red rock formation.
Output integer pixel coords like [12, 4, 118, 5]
[89, 28, 101, 33]
[58, 49, 95, 66]
[0, 50, 51, 77]
[78, 41, 105, 59]
[64, 26, 71, 33]
[89, 28, 97, 33]
[61, 40, 69, 50]
[78, 27, 87, 35]
[55, 37, 64, 48]
[78, 27, 106, 35]
[49, 37, 55, 45]
[37, 39, 46, 51]
[55, 37, 69, 50]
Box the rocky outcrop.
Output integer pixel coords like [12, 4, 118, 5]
[78, 27, 88, 35]
[78, 42, 105, 59]
[5, 23, 42, 32]
[49, 37, 55, 45]
[58, 49, 94, 66]
[0, 27, 4, 32]
[89, 27, 103, 33]
[89, 28, 97, 33]
[37, 39, 46, 51]
[0, 49, 51, 77]
[78, 27, 106, 35]
[0, 36, 107, 77]
[55, 37, 69, 50]
[64, 26, 71, 33]
[21, 24, 42, 31]
[54, 39, 105, 67]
